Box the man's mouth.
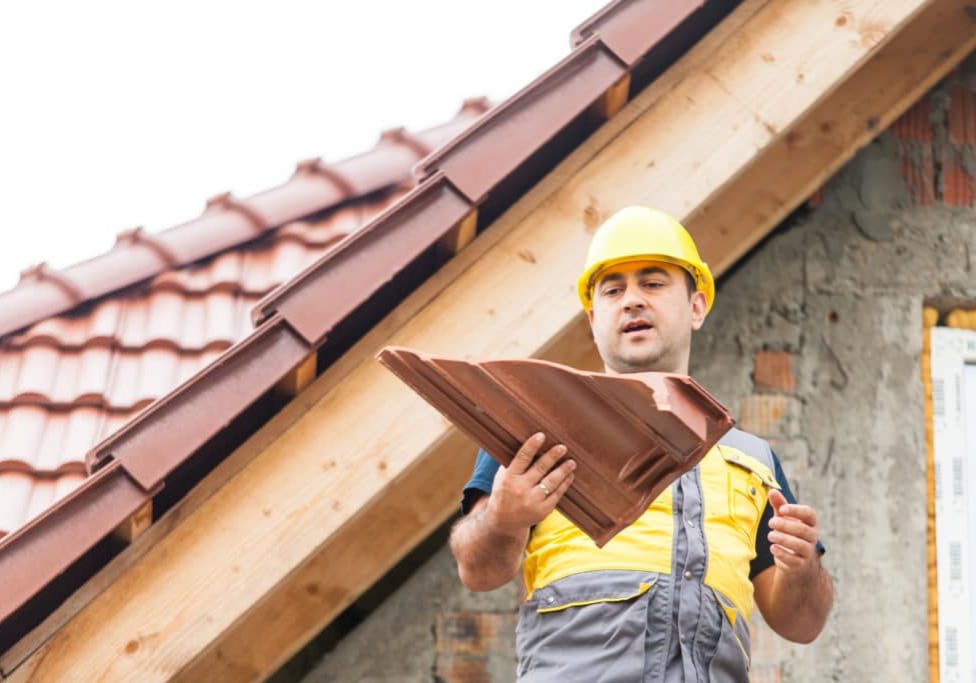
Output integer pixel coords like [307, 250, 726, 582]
[621, 320, 653, 335]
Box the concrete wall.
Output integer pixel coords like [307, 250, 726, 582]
[295, 59, 976, 682]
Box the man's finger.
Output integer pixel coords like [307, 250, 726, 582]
[530, 444, 568, 483]
[768, 489, 788, 515]
[768, 530, 814, 559]
[771, 543, 806, 570]
[508, 433, 545, 475]
[779, 503, 818, 527]
[768, 516, 818, 544]
[543, 471, 575, 511]
[536, 460, 576, 498]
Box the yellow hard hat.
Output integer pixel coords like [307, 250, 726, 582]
[577, 206, 714, 313]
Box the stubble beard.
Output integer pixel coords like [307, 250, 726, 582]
[603, 336, 669, 374]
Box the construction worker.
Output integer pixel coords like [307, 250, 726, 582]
[450, 206, 833, 681]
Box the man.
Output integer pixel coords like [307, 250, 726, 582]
[449, 206, 833, 681]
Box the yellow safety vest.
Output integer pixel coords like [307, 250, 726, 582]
[523, 444, 780, 620]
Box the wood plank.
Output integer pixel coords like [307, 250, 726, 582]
[111, 500, 152, 544]
[273, 353, 317, 398]
[686, 0, 976, 274]
[922, 305, 939, 683]
[437, 210, 479, 257]
[7, 0, 947, 680]
[589, 73, 631, 122]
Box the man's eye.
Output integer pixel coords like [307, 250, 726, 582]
[602, 286, 621, 296]
[642, 281, 664, 289]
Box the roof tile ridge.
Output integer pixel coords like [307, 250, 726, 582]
[203, 193, 269, 234]
[17, 263, 85, 303]
[0, 394, 160, 413]
[0, 101, 487, 340]
[380, 127, 433, 160]
[114, 227, 180, 267]
[0, 460, 88, 477]
[293, 158, 356, 198]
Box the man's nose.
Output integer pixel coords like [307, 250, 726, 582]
[622, 284, 645, 310]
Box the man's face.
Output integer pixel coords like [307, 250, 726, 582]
[586, 260, 707, 374]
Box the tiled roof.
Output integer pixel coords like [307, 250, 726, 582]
[0, 102, 489, 541]
[0, 100, 489, 342]
[0, 0, 741, 657]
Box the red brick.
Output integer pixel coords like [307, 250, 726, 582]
[738, 395, 798, 438]
[941, 150, 976, 207]
[891, 98, 934, 142]
[435, 612, 517, 682]
[948, 83, 976, 145]
[753, 351, 796, 393]
[899, 142, 936, 206]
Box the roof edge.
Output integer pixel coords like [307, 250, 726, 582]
[0, 100, 490, 341]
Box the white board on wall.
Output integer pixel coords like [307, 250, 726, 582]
[931, 327, 976, 682]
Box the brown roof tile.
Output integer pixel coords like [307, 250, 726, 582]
[414, 36, 628, 203]
[377, 347, 734, 546]
[571, 0, 706, 66]
[0, 107, 483, 545]
[0, 102, 489, 342]
[252, 173, 473, 345]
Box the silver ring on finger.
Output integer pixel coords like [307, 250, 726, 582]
[538, 482, 552, 497]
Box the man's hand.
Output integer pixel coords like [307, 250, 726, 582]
[450, 433, 575, 591]
[485, 432, 576, 537]
[767, 489, 820, 576]
[754, 488, 833, 643]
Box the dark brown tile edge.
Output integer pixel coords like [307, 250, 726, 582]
[0, 462, 152, 626]
[251, 173, 472, 346]
[414, 35, 626, 203]
[86, 316, 309, 488]
[571, 0, 706, 66]
[377, 346, 734, 546]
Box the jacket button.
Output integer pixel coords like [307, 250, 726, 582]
[684, 570, 693, 580]
[749, 486, 757, 496]
[546, 596, 555, 604]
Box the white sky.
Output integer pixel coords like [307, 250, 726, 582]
[0, 0, 606, 291]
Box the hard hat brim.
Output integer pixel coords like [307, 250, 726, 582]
[577, 254, 715, 313]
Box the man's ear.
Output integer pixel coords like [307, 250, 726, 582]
[690, 291, 707, 331]
[586, 306, 595, 326]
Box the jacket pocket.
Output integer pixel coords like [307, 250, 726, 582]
[707, 589, 751, 681]
[517, 572, 658, 682]
[719, 447, 778, 541]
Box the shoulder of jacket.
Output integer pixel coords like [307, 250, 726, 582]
[715, 428, 779, 486]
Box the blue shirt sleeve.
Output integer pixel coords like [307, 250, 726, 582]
[750, 451, 826, 579]
[460, 448, 500, 515]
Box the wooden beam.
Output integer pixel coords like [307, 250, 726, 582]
[273, 353, 317, 398]
[111, 500, 152, 544]
[589, 73, 631, 122]
[685, 0, 976, 275]
[437, 210, 479, 257]
[9, 0, 957, 679]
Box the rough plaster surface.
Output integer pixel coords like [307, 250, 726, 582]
[299, 129, 975, 682]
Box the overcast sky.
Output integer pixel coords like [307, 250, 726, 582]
[0, 1, 606, 291]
